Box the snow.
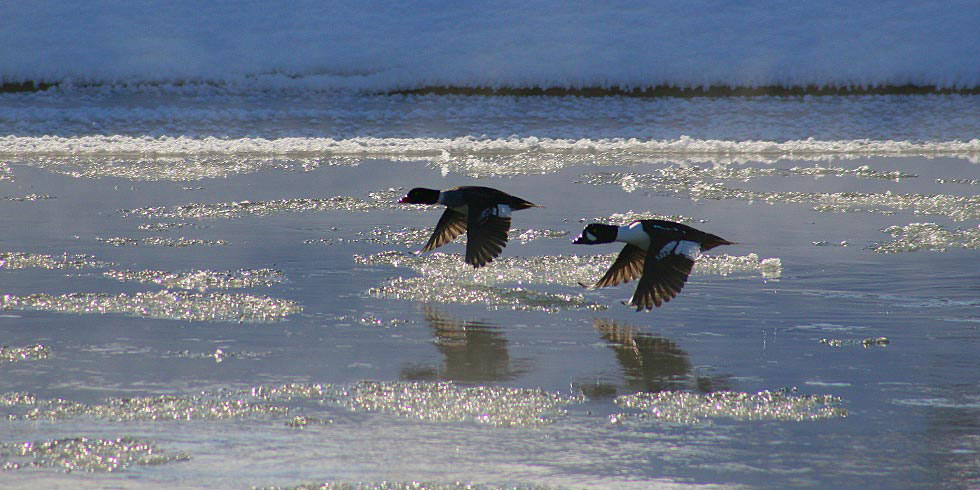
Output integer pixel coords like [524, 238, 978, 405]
[3, 1, 979, 91]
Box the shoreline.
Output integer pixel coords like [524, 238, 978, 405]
[5, 80, 980, 97]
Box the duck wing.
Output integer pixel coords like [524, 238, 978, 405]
[464, 204, 511, 267]
[421, 208, 467, 252]
[593, 244, 646, 288]
[453, 186, 537, 211]
[629, 242, 695, 311]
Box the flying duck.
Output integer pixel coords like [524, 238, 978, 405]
[573, 219, 733, 310]
[398, 186, 538, 267]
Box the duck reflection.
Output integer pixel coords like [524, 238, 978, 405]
[580, 318, 731, 397]
[400, 306, 530, 384]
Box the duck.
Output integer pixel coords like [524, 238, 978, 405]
[573, 219, 733, 310]
[398, 186, 538, 267]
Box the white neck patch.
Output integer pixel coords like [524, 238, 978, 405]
[616, 222, 651, 249]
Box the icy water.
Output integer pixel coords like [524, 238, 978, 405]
[1, 91, 980, 489]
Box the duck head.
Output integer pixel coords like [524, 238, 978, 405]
[398, 188, 441, 205]
[573, 223, 618, 244]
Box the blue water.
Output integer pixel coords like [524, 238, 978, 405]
[2, 126, 980, 487]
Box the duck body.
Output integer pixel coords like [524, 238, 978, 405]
[573, 219, 733, 310]
[399, 186, 537, 267]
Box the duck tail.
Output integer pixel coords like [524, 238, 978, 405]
[510, 197, 539, 210]
[701, 233, 735, 251]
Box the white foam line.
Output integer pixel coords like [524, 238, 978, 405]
[2, 135, 978, 158]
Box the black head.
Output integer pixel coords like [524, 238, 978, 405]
[398, 188, 441, 205]
[572, 223, 618, 245]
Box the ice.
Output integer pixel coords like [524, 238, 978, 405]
[253, 381, 585, 428]
[583, 170, 980, 221]
[165, 348, 269, 362]
[870, 222, 980, 253]
[0, 437, 188, 472]
[0, 251, 108, 270]
[0, 391, 289, 422]
[0, 344, 50, 362]
[580, 211, 702, 226]
[697, 254, 782, 279]
[355, 250, 779, 311]
[104, 268, 284, 291]
[612, 389, 847, 425]
[2, 194, 54, 202]
[1, 381, 583, 428]
[6, 135, 980, 168]
[258, 483, 559, 490]
[121, 194, 402, 220]
[0, 290, 301, 323]
[306, 225, 567, 249]
[96, 236, 229, 247]
[819, 337, 890, 348]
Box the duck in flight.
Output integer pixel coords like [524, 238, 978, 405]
[398, 186, 538, 268]
[573, 219, 733, 310]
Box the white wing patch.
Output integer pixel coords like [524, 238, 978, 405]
[677, 240, 701, 260]
[656, 240, 701, 260]
[480, 204, 512, 221]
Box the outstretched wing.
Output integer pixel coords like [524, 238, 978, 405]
[629, 244, 695, 311]
[421, 208, 467, 252]
[465, 205, 511, 267]
[593, 244, 646, 288]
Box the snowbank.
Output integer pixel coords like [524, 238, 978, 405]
[3, 1, 979, 92]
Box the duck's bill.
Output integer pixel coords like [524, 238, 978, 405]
[571, 235, 588, 244]
[397, 196, 410, 203]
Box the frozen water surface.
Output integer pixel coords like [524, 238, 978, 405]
[1, 91, 980, 489]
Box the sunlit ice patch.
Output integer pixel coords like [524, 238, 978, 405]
[96, 236, 229, 247]
[356, 252, 607, 312]
[0, 437, 189, 472]
[0, 290, 301, 323]
[583, 162, 920, 188]
[580, 170, 980, 222]
[0, 391, 290, 422]
[252, 380, 586, 427]
[0, 250, 110, 270]
[1, 380, 585, 428]
[6, 135, 978, 179]
[0, 162, 13, 182]
[611, 388, 847, 425]
[305, 225, 568, 249]
[354, 250, 781, 311]
[0, 343, 51, 362]
[120, 189, 414, 220]
[14, 154, 367, 182]
[580, 210, 703, 226]
[103, 268, 285, 291]
[870, 222, 980, 253]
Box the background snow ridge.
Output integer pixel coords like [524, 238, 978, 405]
[4, 1, 979, 92]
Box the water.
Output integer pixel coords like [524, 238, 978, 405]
[1, 92, 980, 489]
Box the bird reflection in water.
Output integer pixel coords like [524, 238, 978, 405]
[400, 306, 530, 384]
[579, 318, 731, 398]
